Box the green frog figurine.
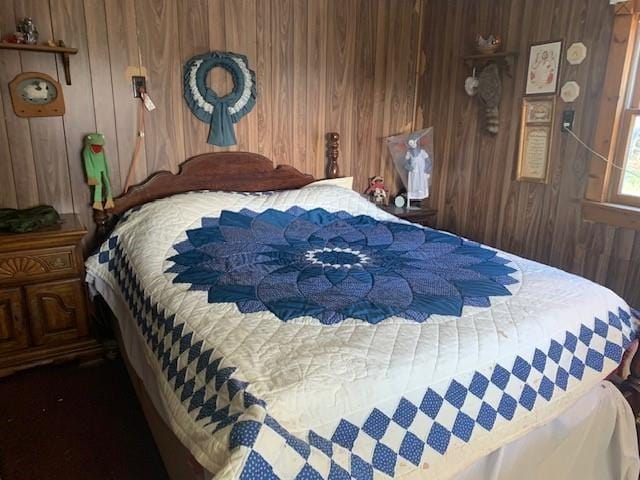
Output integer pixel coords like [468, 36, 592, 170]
[83, 133, 114, 210]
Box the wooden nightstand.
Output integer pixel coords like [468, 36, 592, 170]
[380, 205, 438, 228]
[0, 214, 102, 377]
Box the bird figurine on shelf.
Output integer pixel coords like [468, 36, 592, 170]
[475, 34, 502, 55]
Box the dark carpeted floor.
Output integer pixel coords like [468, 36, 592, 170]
[0, 359, 169, 480]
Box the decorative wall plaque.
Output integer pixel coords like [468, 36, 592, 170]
[517, 96, 556, 183]
[9, 72, 65, 117]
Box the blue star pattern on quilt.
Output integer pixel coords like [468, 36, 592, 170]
[165, 207, 518, 324]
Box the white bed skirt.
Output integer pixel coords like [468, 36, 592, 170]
[458, 380, 639, 480]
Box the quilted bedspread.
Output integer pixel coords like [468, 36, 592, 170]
[85, 186, 636, 479]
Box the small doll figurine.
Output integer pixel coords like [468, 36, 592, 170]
[83, 133, 114, 210]
[365, 176, 389, 205]
[404, 138, 432, 200]
[17, 18, 38, 45]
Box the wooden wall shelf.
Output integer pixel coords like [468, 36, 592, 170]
[0, 42, 78, 85]
[462, 51, 518, 76]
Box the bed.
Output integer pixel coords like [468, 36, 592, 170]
[85, 144, 640, 479]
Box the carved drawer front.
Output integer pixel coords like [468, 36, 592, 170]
[26, 279, 88, 347]
[0, 247, 77, 285]
[0, 288, 29, 355]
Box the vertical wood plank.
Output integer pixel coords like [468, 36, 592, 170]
[0, 39, 38, 208]
[255, 0, 272, 160]
[325, 0, 357, 181]
[270, 0, 294, 166]
[306, 0, 328, 179]
[104, 0, 147, 188]
[370, 0, 392, 193]
[178, 0, 212, 157]
[0, 84, 18, 208]
[292, 0, 308, 174]
[135, 0, 186, 173]
[0, 3, 20, 208]
[353, 0, 378, 189]
[223, 0, 258, 153]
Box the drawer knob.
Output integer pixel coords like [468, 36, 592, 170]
[47, 256, 69, 269]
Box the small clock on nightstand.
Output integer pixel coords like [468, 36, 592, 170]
[380, 204, 438, 228]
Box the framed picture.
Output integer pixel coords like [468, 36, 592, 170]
[517, 96, 556, 183]
[525, 40, 563, 96]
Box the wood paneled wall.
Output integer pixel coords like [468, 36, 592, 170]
[0, 0, 422, 232]
[417, 0, 640, 307]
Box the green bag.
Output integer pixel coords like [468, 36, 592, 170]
[0, 206, 61, 233]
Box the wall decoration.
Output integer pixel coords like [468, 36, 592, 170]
[566, 42, 587, 65]
[475, 34, 502, 55]
[517, 96, 556, 183]
[560, 80, 580, 103]
[478, 63, 502, 134]
[525, 40, 562, 95]
[83, 133, 114, 210]
[9, 72, 65, 117]
[16, 17, 38, 45]
[183, 51, 256, 147]
[464, 68, 479, 96]
[386, 128, 434, 204]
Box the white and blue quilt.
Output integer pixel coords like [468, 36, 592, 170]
[85, 186, 637, 479]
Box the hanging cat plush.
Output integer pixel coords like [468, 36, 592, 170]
[478, 63, 502, 135]
[83, 133, 114, 210]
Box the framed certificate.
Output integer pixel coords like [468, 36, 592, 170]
[517, 96, 555, 183]
[525, 40, 562, 96]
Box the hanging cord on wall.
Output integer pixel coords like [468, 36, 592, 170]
[566, 127, 640, 180]
[123, 92, 146, 193]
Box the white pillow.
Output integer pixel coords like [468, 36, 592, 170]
[302, 177, 353, 190]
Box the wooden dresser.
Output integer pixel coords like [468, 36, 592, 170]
[0, 214, 102, 377]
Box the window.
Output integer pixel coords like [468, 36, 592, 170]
[611, 18, 640, 207]
[583, 6, 640, 229]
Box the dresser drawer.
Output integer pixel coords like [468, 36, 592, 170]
[26, 278, 89, 346]
[0, 288, 29, 355]
[0, 246, 79, 285]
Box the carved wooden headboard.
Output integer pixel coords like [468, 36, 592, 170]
[93, 132, 341, 242]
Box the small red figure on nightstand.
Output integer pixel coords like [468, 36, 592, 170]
[365, 176, 389, 205]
